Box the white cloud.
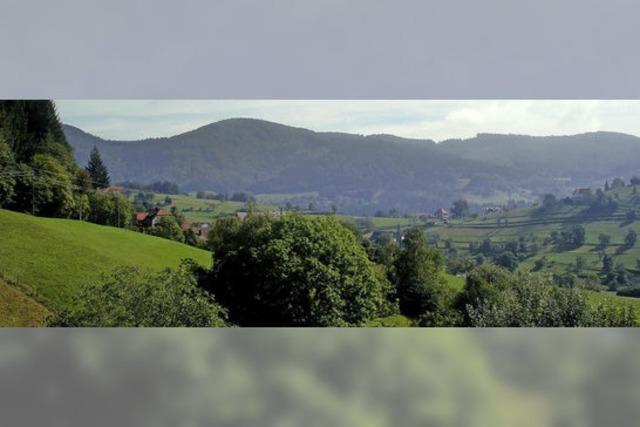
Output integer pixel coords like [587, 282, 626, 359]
[55, 100, 640, 141]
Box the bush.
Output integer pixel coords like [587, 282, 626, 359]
[50, 264, 227, 327]
[459, 265, 635, 327]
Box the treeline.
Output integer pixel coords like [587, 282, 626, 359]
[53, 214, 636, 327]
[119, 180, 180, 194]
[0, 101, 134, 228]
[195, 190, 254, 202]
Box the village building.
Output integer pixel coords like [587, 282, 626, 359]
[134, 207, 169, 228]
[191, 223, 211, 240]
[434, 207, 449, 221]
[483, 206, 503, 215]
[572, 187, 593, 202]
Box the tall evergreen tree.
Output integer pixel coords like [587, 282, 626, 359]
[86, 146, 110, 188]
[0, 100, 71, 164]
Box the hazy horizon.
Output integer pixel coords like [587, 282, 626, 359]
[56, 100, 640, 142]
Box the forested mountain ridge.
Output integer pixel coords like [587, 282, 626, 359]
[63, 119, 640, 214]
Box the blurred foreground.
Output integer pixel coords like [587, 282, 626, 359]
[1, 329, 639, 426]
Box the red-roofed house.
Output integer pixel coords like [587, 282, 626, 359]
[434, 207, 449, 221]
[134, 207, 169, 228]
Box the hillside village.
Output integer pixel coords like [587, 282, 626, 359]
[2, 100, 640, 327]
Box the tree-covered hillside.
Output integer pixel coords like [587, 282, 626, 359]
[64, 119, 520, 214]
[64, 119, 640, 214]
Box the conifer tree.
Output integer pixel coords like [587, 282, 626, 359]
[86, 146, 110, 188]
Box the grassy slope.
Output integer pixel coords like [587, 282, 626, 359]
[0, 209, 212, 310]
[0, 278, 49, 326]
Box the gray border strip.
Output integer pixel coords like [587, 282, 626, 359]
[1, 0, 639, 98]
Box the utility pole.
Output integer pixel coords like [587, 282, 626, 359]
[116, 194, 120, 227]
[31, 171, 35, 215]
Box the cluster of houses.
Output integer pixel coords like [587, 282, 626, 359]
[133, 207, 211, 240]
[415, 207, 450, 221]
[132, 206, 284, 241]
[415, 205, 507, 222]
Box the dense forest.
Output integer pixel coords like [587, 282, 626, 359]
[0, 101, 134, 227]
[64, 119, 640, 214]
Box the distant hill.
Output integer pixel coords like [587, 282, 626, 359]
[64, 119, 640, 214]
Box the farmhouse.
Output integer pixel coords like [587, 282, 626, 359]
[434, 207, 449, 221]
[135, 207, 169, 228]
[191, 223, 211, 240]
[572, 187, 593, 202]
[483, 206, 503, 215]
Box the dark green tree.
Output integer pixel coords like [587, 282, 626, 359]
[450, 199, 470, 219]
[614, 263, 630, 290]
[601, 255, 616, 289]
[0, 140, 16, 206]
[394, 227, 447, 318]
[624, 229, 637, 249]
[148, 216, 185, 243]
[0, 100, 70, 164]
[541, 194, 557, 210]
[204, 214, 392, 326]
[495, 251, 518, 271]
[597, 233, 611, 252]
[87, 192, 133, 228]
[612, 177, 625, 189]
[86, 146, 110, 188]
[9, 154, 74, 217]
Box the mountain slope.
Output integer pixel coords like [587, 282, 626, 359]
[0, 209, 212, 310]
[64, 119, 640, 214]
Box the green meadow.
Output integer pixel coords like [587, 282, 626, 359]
[0, 209, 212, 312]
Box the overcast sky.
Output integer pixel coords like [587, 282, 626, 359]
[55, 100, 640, 141]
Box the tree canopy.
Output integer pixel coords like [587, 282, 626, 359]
[203, 214, 393, 326]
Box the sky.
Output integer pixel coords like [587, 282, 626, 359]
[55, 100, 640, 142]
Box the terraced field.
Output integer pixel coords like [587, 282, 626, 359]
[433, 187, 640, 273]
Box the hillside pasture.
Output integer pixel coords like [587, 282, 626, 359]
[0, 209, 212, 309]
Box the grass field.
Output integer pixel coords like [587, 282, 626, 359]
[139, 193, 251, 223]
[431, 188, 640, 273]
[0, 277, 49, 326]
[0, 209, 212, 310]
[157, 193, 284, 223]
